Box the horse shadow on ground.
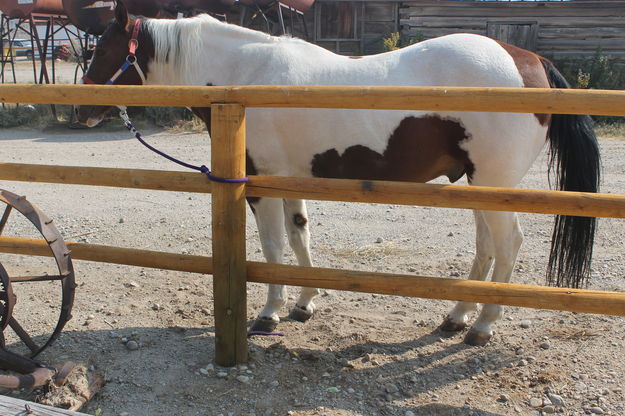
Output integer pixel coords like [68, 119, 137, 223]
[250, 322, 515, 416]
[3, 323, 515, 416]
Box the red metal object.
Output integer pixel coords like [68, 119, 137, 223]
[0, 0, 65, 18]
[62, 0, 236, 35]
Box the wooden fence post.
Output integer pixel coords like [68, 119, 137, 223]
[211, 103, 247, 366]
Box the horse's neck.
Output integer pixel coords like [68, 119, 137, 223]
[146, 16, 275, 86]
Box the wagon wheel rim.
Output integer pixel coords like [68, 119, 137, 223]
[0, 262, 15, 335]
[0, 189, 76, 358]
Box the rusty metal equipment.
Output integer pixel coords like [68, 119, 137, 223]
[62, 0, 236, 35]
[238, 0, 313, 39]
[0, 189, 76, 388]
[0, 0, 65, 18]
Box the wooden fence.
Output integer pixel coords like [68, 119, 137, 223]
[1, 84, 625, 366]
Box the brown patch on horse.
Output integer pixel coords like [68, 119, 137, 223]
[496, 41, 551, 126]
[311, 116, 474, 184]
[293, 213, 308, 227]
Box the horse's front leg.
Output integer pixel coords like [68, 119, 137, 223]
[249, 197, 288, 332]
[282, 198, 319, 322]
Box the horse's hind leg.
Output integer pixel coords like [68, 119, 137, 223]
[464, 210, 523, 346]
[250, 197, 288, 332]
[440, 210, 495, 332]
[282, 198, 319, 322]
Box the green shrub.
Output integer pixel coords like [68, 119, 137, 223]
[594, 120, 625, 139]
[557, 49, 624, 91]
[555, 50, 625, 124]
[0, 104, 50, 128]
[382, 32, 401, 52]
[381, 32, 423, 53]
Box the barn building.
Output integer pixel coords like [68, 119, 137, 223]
[308, 0, 625, 66]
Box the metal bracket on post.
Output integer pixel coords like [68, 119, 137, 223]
[210, 103, 248, 367]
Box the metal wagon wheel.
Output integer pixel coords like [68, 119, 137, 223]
[0, 189, 76, 359]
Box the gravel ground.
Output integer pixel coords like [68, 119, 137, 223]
[0, 123, 623, 416]
[4, 60, 81, 85]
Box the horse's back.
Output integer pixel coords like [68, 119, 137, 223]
[389, 33, 544, 89]
[273, 33, 541, 91]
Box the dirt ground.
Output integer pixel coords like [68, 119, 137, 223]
[0, 121, 623, 416]
[2, 59, 82, 85]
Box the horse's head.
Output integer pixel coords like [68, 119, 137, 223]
[76, 0, 153, 127]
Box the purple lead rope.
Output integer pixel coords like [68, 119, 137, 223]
[247, 331, 285, 337]
[119, 108, 249, 184]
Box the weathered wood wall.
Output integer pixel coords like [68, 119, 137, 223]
[400, 1, 625, 64]
[309, 1, 399, 55]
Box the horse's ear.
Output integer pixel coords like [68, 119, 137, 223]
[115, 0, 129, 30]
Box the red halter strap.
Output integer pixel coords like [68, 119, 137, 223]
[128, 19, 141, 56]
[82, 19, 142, 85]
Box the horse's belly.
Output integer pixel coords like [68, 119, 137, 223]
[246, 109, 478, 184]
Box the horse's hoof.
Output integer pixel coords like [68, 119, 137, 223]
[250, 317, 279, 333]
[463, 328, 492, 346]
[438, 316, 467, 332]
[288, 305, 313, 322]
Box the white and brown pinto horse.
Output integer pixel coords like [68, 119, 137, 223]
[77, 1, 600, 346]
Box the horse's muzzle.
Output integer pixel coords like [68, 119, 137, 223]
[76, 104, 110, 127]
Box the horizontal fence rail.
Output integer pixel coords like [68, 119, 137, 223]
[3, 236, 625, 317]
[2, 163, 625, 218]
[3, 84, 625, 115]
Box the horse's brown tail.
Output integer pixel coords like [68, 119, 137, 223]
[541, 58, 601, 288]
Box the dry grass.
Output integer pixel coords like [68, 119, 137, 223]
[548, 326, 609, 340]
[317, 242, 414, 259]
[595, 121, 625, 140]
[168, 116, 208, 133]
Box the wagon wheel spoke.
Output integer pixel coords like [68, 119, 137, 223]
[8, 317, 40, 354]
[0, 205, 13, 236]
[11, 274, 67, 283]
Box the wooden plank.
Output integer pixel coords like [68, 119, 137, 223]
[538, 38, 625, 50]
[2, 163, 625, 219]
[246, 262, 625, 318]
[0, 395, 88, 416]
[539, 27, 625, 40]
[0, 163, 212, 194]
[0, 237, 213, 274]
[401, 2, 625, 18]
[246, 176, 625, 219]
[401, 16, 625, 29]
[546, 51, 625, 59]
[210, 103, 248, 367]
[404, 29, 484, 39]
[3, 237, 625, 318]
[4, 85, 625, 117]
[400, 18, 486, 30]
